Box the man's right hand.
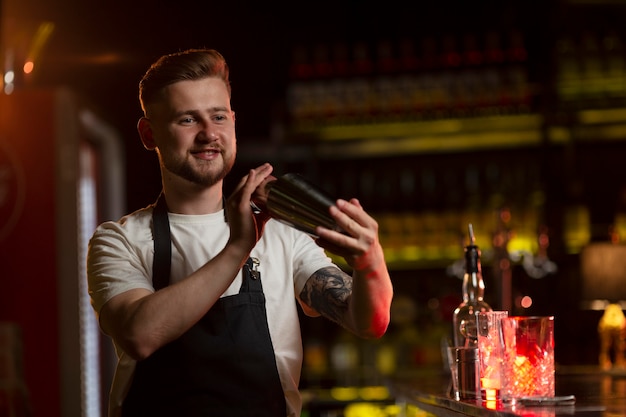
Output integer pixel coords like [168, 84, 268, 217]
[225, 163, 275, 252]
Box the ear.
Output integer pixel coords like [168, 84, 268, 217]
[137, 117, 156, 150]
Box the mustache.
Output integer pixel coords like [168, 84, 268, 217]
[190, 145, 223, 153]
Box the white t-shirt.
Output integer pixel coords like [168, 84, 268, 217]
[87, 204, 334, 417]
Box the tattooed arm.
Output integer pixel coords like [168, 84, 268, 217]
[300, 198, 393, 339]
[299, 262, 390, 339]
[299, 266, 353, 326]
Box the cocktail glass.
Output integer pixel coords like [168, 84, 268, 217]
[476, 311, 508, 402]
[500, 316, 555, 403]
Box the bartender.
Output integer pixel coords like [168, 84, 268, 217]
[87, 48, 393, 417]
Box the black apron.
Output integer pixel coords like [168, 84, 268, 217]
[121, 194, 287, 417]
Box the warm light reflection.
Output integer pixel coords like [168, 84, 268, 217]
[481, 387, 498, 401]
[3, 71, 15, 95]
[331, 386, 358, 401]
[27, 22, 55, 66]
[358, 386, 389, 401]
[23, 62, 34, 74]
[520, 296, 533, 309]
[4, 71, 15, 84]
[74, 53, 128, 65]
[344, 403, 400, 417]
[483, 399, 499, 410]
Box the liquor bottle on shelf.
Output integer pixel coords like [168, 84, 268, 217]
[452, 224, 492, 347]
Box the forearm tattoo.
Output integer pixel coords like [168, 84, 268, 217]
[300, 266, 353, 325]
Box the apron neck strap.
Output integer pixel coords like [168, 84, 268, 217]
[151, 192, 247, 291]
[152, 192, 171, 290]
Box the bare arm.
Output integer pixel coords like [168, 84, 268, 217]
[99, 244, 251, 360]
[300, 198, 393, 339]
[98, 164, 274, 360]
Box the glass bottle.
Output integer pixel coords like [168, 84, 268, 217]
[453, 224, 492, 347]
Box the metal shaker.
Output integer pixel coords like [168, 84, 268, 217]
[258, 173, 344, 237]
[453, 347, 480, 401]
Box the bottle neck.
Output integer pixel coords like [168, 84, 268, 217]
[462, 243, 484, 302]
[462, 271, 485, 302]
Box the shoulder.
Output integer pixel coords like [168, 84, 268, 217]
[87, 205, 156, 266]
[91, 205, 154, 244]
[87, 205, 156, 313]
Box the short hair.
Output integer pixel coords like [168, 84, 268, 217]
[138, 48, 231, 114]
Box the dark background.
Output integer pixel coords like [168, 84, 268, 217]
[16, 0, 626, 363]
[17, 0, 560, 211]
[5, 2, 626, 415]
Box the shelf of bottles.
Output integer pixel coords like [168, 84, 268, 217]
[287, 5, 626, 389]
[310, 147, 550, 270]
[278, 27, 626, 271]
[285, 30, 536, 138]
[283, 30, 546, 271]
[554, 30, 626, 111]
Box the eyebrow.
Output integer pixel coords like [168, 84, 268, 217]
[172, 106, 231, 117]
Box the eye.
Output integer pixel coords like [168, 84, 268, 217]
[179, 116, 196, 125]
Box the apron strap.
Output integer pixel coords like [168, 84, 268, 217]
[127, 192, 287, 417]
[152, 192, 171, 290]
[151, 193, 250, 292]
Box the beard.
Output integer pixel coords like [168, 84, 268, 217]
[160, 151, 236, 187]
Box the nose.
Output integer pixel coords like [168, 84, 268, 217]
[198, 122, 219, 142]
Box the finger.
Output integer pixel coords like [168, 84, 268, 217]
[349, 197, 363, 209]
[238, 164, 273, 204]
[250, 163, 274, 184]
[315, 225, 357, 250]
[252, 173, 277, 209]
[329, 202, 366, 237]
[232, 173, 250, 195]
[333, 199, 377, 231]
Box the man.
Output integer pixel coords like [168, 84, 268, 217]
[87, 48, 393, 417]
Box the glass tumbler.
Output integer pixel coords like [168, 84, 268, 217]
[500, 316, 555, 403]
[476, 311, 508, 402]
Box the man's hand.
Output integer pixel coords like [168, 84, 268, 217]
[311, 198, 392, 338]
[226, 163, 274, 250]
[251, 174, 278, 211]
[314, 198, 385, 273]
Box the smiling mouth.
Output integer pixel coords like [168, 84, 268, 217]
[192, 148, 220, 158]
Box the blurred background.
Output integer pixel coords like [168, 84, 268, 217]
[3, 0, 626, 416]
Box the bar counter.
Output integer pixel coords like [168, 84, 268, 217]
[390, 366, 626, 416]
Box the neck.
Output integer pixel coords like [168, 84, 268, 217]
[161, 181, 224, 215]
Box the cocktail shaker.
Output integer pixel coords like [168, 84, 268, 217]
[455, 347, 480, 401]
[253, 173, 344, 237]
